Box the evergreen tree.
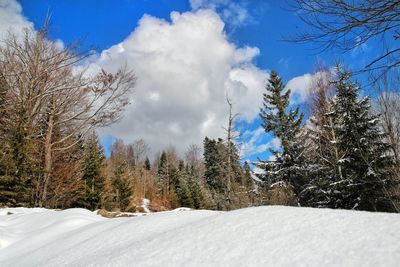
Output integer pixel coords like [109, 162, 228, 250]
[112, 160, 132, 211]
[158, 151, 170, 197]
[126, 145, 136, 169]
[203, 137, 225, 192]
[299, 102, 345, 208]
[78, 133, 105, 210]
[259, 71, 305, 194]
[329, 70, 397, 211]
[144, 157, 151, 171]
[174, 170, 193, 208]
[242, 161, 254, 188]
[203, 136, 249, 210]
[158, 151, 168, 177]
[187, 168, 204, 209]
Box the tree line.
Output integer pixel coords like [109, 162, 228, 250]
[0, 22, 256, 210]
[256, 67, 400, 212]
[1, 21, 399, 213]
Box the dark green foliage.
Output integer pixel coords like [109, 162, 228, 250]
[158, 151, 168, 179]
[0, 175, 17, 206]
[187, 170, 204, 209]
[259, 71, 305, 194]
[77, 133, 105, 210]
[3, 107, 36, 206]
[203, 136, 253, 210]
[144, 157, 151, 171]
[112, 161, 132, 211]
[175, 175, 193, 208]
[203, 137, 227, 194]
[330, 70, 396, 211]
[300, 69, 398, 212]
[242, 161, 255, 189]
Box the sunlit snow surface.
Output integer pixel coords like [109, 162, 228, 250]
[1, 206, 399, 266]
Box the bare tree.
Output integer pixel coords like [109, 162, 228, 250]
[185, 144, 205, 178]
[288, 0, 400, 74]
[373, 72, 400, 202]
[306, 65, 345, 181]
[223, 95, 241, 206]
[131, 139, 150, 166]
[0, 26, 136, 206]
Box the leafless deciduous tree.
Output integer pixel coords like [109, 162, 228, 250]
[373, 71, 400, 175]
[0, 25, 136, 206]
[185, 144, 205, 178]
[288, 0, 400, 73]
[131, 139, 150, 165]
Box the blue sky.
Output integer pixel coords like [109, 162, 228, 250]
[19, 0, 335, 76]
[4, 0, 374, 163]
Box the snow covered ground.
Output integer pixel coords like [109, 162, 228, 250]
[0, 206, 399, 267]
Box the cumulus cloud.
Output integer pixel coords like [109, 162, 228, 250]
[86, 9, 268, 156]
[0, 0, 33, 41]
[286, 73, 313, 103]
[240, 127, 280, 157]
[0, 1, 314, 159]
[190, 0, 252, 26]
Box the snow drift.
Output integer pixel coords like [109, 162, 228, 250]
[0, 206, 399, 266]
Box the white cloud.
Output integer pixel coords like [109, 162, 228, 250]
[1, 1, 318, 159]
[87, 9, 268, 156]
[0, 0, 33, 41]
[234, 46, 260, 64]
[286, 69, 336, 104]
[240, 127, 281, 157]
[286, 73, 313, 103]
[190, 0, 252, 26]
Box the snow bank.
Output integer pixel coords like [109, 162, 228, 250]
[0, 206, 399, 266]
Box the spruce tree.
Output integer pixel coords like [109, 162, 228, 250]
[112, 160, 132, 211]
[329, 70, 397, 212]
[259, 71, 305, 194]
[187, 166, 205, 209]
[203, 136, 248, 210]
[203, 137, 225, 192]
[174, 169, 194, 208]
[158, 151, 169, 197]
[144, 157, 151, 171]
[79, 133, 105, 210]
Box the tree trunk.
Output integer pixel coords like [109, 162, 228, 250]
[40, 99, 55, 207]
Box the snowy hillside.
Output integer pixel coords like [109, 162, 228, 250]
[1, 206, 399, 267]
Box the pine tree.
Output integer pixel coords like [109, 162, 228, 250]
[259, 71, 305, 194]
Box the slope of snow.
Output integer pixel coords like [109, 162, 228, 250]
[0, 206, 399, 266]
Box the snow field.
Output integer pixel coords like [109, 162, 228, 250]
[0, 206, 399, 266]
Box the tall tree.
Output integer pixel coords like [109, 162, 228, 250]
[0, 24, 136, 207]
[299, 67, 345, 207]
[330, 69, 398, 211]
[78, 133, 105, 210]
[259, 71, 305, 195]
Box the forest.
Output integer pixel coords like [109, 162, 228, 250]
[0, 0, 400, 214]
